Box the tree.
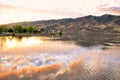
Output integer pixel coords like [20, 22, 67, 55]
[23, 28, 27, 33]
[26, 26, 33, 33]
[0, 25, 9, 33]
[58, 30, 63, 36]
[8, 28, 14, 33]
[40, 28, 45, 32]
[13, 25, 24, 33]
[33, 27, 38, 33]
[26, 26, 39, 33]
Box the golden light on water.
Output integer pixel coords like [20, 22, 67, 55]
[21, 38, 43, 47]
[6, 38, 18, 49]
[5, 37, 43, 49]
[0, 36, 78, 55]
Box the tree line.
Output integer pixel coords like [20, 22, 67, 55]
[0, 25, 63, 35]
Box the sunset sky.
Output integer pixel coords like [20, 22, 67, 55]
[0, 0, 120, 24]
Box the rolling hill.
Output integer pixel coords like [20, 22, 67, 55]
[7, 14, 120, 33]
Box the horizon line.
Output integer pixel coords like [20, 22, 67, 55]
[0, 14, 119, 25]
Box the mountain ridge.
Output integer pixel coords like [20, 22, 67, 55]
[5, 14, 120, 33]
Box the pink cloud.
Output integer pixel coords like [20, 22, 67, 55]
[0, 3, 17, 9]
[99, 7, 120, 14]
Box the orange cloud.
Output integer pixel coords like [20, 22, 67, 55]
[0, 63, 61, 80]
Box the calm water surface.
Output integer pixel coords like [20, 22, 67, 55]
[0, 34, 120, 80]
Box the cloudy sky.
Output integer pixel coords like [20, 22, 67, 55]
[0, 0, 120, 24]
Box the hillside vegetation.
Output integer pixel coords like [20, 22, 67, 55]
[1, 14, 120, 35]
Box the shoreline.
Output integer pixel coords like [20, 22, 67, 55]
[0, 33, 49, 37]
[0, 32, 120, 37]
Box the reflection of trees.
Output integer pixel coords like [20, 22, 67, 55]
[0, 36, 23, 47]
[14, 36, 22, 42]
[0, 37, 6, 46]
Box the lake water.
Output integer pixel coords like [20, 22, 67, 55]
[0, 34, 120, 80]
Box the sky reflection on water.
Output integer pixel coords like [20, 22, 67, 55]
[0, 36, 120, 80]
